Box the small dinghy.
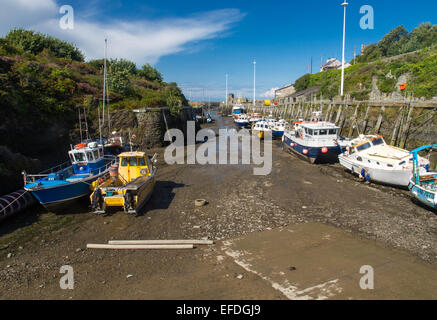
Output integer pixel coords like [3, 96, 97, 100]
[408, 145, 437, 209]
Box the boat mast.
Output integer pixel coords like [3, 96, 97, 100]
[83, 108, 90, 141]
[106, 39, 111, 135]
[78, 108, 83, 142]
[102, 38, 107, 141]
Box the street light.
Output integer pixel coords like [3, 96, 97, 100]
[253, 60, 256, 107]
[225, 73, 228, 108]
[340, 1, 349, 98]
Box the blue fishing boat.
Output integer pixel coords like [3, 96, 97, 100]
[282, 113, 343, 164]
[235, 114, 250, 128]
[23, 142, 116, 209]
[408, 144, 437, 210]
[271, 119, 288, 138]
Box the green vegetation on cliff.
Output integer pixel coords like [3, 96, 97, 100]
[294, 23, 437, 100]
[0, 29, 188, 194]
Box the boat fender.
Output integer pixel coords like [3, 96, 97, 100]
[92, 188, 103, 211]
[366, 173, 371, 182]
[360, 168, 366, 179]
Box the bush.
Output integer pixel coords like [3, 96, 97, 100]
[5, 29, 84, 61]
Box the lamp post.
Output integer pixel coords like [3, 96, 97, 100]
[340, 1, 349, 98]
[253, 60, 256, 107]
[225, 73, 228, 108]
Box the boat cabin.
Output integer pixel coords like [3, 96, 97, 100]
[296, 122, 339, 139]
[68, 142, 105, 174]
[118, 152, 153, 183]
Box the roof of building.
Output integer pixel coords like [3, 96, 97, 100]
[290, 86, 322, 98]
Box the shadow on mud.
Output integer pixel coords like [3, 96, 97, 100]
[141, 181, 185, 214]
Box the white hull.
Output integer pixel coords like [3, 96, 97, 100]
[339, 155, 424, 187]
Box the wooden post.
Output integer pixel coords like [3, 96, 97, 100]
[399, 104, 414, 149]
[348, 104, 359, 137]
[375, 106, 385, 134]
[390, 106, 404, 146]
[335, 104, 343, 124]
[362, 105, 370, 134]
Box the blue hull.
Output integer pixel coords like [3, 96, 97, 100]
[28, 174, 104, 208]
[283, 135, 341, 164]
[235, 122, 250, 128]
[408, 181, 437, 210]
[272, 130, 284, 138]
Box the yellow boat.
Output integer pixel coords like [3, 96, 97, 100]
[90, 152, 157, 214]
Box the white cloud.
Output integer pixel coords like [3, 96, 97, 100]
[0, 0, 244, 66]
[0, 0, 57, 33]
[261, 88, 278, 98]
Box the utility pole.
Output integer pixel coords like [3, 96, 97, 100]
[225, 73, 228, 108]
[340, 1, 349, 97]
[253, 60, 256, 107]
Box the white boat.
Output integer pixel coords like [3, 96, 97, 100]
[232, 104, 245, 119]
[252, 120, 271, 140]
[271, 119, 288, 138]
[339, 135, 430, 187]
[248, 113, 263, 124]
[234, 114, 250, 128]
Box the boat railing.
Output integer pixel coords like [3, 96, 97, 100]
[40, 161, 72, 174]
[88, 156, 117, 177]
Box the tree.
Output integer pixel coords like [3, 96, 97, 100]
[5, 29, 84, 61]
[138, 64, 163, 82]
[378, 25, 408, 56]
[294, 74, 311, 92]
[109, 62, 132, 95]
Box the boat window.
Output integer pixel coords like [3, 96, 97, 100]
[138, 157, 146, 166]
[308, 129, 313, 135]
[388, 164, 394, 167]
[357, 156, 363, 162]
[130, 157, 137, 166]
[69, 153, 75, 163]
[93, 150, 99, 160]
[372, 138, 384, 146]
[319, 129, 328, 135]
[313, 130, 319, 136]
[74, 152, 86, 162]
[121, 158, 128, 167]
[357, 142, 371, 152]
[328, 129, 337, 135]
[86, 151, 94, 162]
[399, 161, 406, 166]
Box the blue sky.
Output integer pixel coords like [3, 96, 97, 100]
[1, 0, 436, 101]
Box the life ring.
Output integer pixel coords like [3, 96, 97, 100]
[75, 143, 87, 149]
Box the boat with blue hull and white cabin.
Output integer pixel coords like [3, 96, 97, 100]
[282, 113, 344, 164]
[271, 119, 288, 138]
[408, 144, 437, 210]
[23, 142, 116, 209]
[234, 114, 250, 128]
